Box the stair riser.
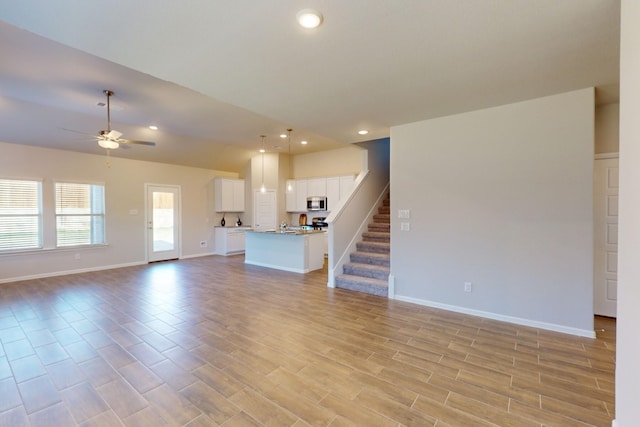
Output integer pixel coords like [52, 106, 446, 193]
[344, 266, 389, 280]
[350, 254, 390, 267]
[362, 233, 390, 243]
[368, 224, 390, 232]
[356, 242, 389, 254]
[335, 278, 388, 297]
[373, 214, 390, 223]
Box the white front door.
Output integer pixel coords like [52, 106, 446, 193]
[146, 184, 181, 262]
[594, 157, 618, 317]
[254, 190, 277, 231]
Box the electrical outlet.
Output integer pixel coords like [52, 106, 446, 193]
[200, 241, 207, 247]
[400, 222, 410, 231]
[74, 253, 81, 260]
[464, 282, 472, 292]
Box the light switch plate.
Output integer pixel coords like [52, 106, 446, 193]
[398, 209, 410, 219]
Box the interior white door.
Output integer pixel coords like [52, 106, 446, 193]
[254, 190, 277, 231]
[594, 157, 618, 317]
[146, 184, 181, 262]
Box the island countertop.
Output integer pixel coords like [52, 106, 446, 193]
[247, 228, 325, 236]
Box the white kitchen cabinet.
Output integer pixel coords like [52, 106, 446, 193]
[323, 231, 328, 257]
[294, 179, 308, 212]
[326, 177, 340, 211]
[285, 180, 297, 212]
[215, 178, 245, 212]
[307, 177, 327, 197]
[285, 175, 356, 212]
[214, 226, 250, 255]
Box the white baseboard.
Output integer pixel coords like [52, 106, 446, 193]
[388, 274, 395, 298]
[394, 294, 596, 338]
[0, 261, 146, 285]
[180, 251, 217, 259]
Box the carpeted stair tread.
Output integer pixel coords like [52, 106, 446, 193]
[356, 241, 390, 253]
[351, 251, 390, 266]
[335, 274, 388, 297]
[343, 262, 390, 280]
[373, 213, 390, 223]
[369, 223, 390, 232]
[362, 231, 390, 242]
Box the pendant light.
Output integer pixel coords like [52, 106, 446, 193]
[286, 129, 293, 191]
[259, 135, 266, 193]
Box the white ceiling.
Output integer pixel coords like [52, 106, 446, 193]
[0, 1, 620, 171]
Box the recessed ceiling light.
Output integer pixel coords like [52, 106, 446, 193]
[301, 140, 308, 145]
[297, 9, 323, 29]
[358, 130, 369, 135]
[280, 133, 287, 139]
[259, 148, 266, 153]
[149, 125, 158, 130]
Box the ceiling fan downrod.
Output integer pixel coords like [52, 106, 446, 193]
[103, 89, 113, 133]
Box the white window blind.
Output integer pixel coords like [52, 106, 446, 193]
[55, 182, 105, 247]
[0, 179, 43, 251]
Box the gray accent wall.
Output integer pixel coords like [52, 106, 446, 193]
[390, 88, 595, 335]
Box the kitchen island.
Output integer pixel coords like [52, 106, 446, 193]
[245, 229, 325, 273]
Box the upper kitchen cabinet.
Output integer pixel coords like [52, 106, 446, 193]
[285, 180, 296, 212]
[215, 178, 245, 212]
[294, 179, 308, 212]
[307, 178, 327, 197]
[286, 174, 356, 212]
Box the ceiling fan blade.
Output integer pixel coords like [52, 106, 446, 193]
[102, 129, 122, 140]
[120, 139, 156, 147]
[58, 127, 95, 136]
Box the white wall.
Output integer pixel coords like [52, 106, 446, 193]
[0, 141, 237, 283]
[595, 103, 619, 154]
[390, 88, 595, 336]
[616, 0, 640, 424]
[291, 145, 364, 179]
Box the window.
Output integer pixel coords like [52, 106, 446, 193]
[55, 182, 105, 247]
[0, 179, 43, 251]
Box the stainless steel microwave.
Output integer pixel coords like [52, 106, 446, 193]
[307, 196, 327, 211]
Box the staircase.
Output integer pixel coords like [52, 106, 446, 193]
[335, 195, 390, 297]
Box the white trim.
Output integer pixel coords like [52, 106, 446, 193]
[394, 294, 596, 338]
[595, 152, 619, 160]
[180, 252, 217, 260]
[388, 274, 395, 298]
[244, 260, 309, 274]
[0, 261, 146, 285]
[145, 183, 182, 262]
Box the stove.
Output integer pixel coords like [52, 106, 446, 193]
[311, 216, 328, 230]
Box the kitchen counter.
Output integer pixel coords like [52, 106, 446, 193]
[245, 229, 325, 273]
[256, 228, 325, 235]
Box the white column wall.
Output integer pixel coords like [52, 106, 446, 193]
[615, 0, 640, 424]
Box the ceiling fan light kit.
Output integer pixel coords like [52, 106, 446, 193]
[98, 139, 119, 150]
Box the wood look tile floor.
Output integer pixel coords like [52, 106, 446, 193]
[0, 256, 615, 426]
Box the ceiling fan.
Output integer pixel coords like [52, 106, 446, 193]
[95, 89, 156, 150]
[62, 89, 156, 150]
